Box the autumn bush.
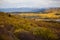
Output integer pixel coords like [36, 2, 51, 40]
[31, 27, 58, 40]
[0, 12, 60, 40]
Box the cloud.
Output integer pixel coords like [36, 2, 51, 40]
[0, 0, 60, 8]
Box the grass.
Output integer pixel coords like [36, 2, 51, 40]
[0, 12, 60, 40]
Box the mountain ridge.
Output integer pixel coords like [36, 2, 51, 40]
[0, 8, 46, 12]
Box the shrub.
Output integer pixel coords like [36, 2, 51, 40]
[31, 27, 58, 40]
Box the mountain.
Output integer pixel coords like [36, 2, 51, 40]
[0, 8, 45, 12]
[44, 8, 60, 13]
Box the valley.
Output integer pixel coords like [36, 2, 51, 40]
[0, 8, 60, 40]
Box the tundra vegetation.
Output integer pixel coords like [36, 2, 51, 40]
[0, 11, 60, 40]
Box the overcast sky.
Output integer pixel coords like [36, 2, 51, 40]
[0, 0, 60, 8]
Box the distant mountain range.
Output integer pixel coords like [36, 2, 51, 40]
[0, 8, 46, 12]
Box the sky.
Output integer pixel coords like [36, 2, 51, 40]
[0, 0, 60, 8]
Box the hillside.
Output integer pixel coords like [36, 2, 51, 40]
[10, 8, 60, 19]
[0, 12, 60, 40]
[44, 8, 60, 13]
